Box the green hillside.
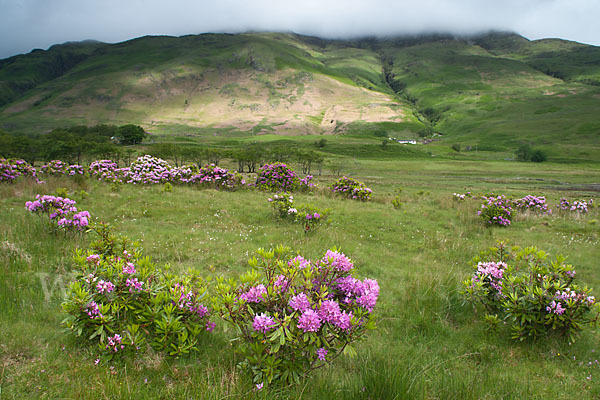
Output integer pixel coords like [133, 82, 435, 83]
[1, 32, 600, 161]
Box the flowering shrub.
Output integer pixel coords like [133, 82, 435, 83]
[462, 241, 600, 341]
[126, 155, 173, 184]
[184, 164, 238, 189]
[452, 192, 472, 201]
[330, 176, 372, 201]
[40, 160, 85, 177]
[478, 195, 512, 226]
[62, 224, 214, 359]
[213, 246, 378, 385]
[268, 193, 329, 231]
[40, 160, 68, 175]
[513, 195, 549, 214]
[557, 198, 594, 214]
[89, 159, 123, 183]
[172, 164, 200, 182]
[298, 175, 316, 191]
[66, 164, 85, 176]
[256, 163, 299, 192]
[0, 158, 38, 183]
[25, 194, 90, 231]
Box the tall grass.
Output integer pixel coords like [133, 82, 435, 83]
[0, 160, 599, 398]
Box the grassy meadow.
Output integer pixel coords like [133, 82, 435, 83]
[1, 158, 599, 399]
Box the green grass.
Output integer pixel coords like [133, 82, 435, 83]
[1, 159, 599, 398]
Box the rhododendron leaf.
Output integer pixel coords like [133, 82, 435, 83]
[343, 345, 357, 358]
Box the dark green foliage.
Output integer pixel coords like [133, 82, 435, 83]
[116, 124, 146, 145]
[516, 144, 547, 162]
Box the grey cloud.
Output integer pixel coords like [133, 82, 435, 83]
[1, 0, 599, 58]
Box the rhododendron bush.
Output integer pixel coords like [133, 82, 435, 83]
[478, 195, 512, 226]
[62, 224, 214, 359]
[256, 163, 299, 192]
[89, 159, 125, 183]
[330, 176, 372, 201]
[462, 241, 600, 342]
[268, 193, 329, 231]
[26, 194, 90, 231]
[213, 246, 379, 385]
[1, 158, 38, 183]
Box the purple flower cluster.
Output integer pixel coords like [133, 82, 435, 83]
[39, 160, 84, 176]
[89, 159, 124, 183]
[126, 155, 174, 184]
[183, 164, 237, 189]
[256, 163, 299, 192]
[240, 284, 267, 303]
[335, 276, 380, 312]
[470, 261, 507, 294]
[40, 160, 68, 175]
[170, 283, 213, 326]
[288, 255, 310, 269]
[85, 301, 103, 319]
[330, 176, 372, 201]
[554, 289, 596, 307]
[253, 313, 276, 333]
[289, 293, 311, 312]
[321, 250, 354, 272]
[125, 278, 144, 293]
[106, 334, 124, 352]
[96, 279, 115, 294]
[316, 347, 327, 361]
[478, 195, 512, 226]
[297, 309, 322, 332]
[513, 195, 549, 213]
[556, 198, 594, 214]
[25, 194, 90, 231]
[299, 175, 316, 189]
[1, 158, 39, 183]
[546, 300, 566, 315]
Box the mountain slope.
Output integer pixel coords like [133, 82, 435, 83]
[1, 32, 599, 161]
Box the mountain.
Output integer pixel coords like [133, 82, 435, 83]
[1, 31, 599, 161]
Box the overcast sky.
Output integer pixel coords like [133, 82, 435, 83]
[1, 0, 599, 59]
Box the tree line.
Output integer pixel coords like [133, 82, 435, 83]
[0, 124, 147, 165]
[1, 124, 327, 175]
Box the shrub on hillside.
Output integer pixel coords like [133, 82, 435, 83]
[26, 194, 90, 232]
[556, 198, 594, 214]
[330, 176, 372, 201]
[126, 155, 173, 184]
[62, 224, 214, 360]
[213, 246, 379, 385]
[89, 159, 124, 183]
[512, 195, 549, 214]
[478, 195, 512, 226]
[184, 163, 239, 189]
[268, 193, 329, 231]
[462, 241, 600, 341]
[256, 163, 299, 192]
[0, 158, 38, 183]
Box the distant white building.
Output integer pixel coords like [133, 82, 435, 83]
[396, 139, 417, 145]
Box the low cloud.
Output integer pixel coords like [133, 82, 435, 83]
[1, 0, 599, 58]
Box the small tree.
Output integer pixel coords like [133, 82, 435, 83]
[117, 124, 147, 145]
